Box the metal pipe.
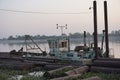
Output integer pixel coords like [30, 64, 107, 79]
[104, 1, 109, 57]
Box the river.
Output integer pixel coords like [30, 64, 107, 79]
[0, 39, 120, 58]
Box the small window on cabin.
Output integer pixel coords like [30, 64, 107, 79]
[61, 41, 67, 48]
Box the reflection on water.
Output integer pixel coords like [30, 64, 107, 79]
[0, 40, 49, 53]
[109, 42, 120, 58]
[0, 39, 120, 58]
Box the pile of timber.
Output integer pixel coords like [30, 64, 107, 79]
[44, 66, 89, 80]
[90, 58, 120, 74]
[82, 76, 101, 80]
[25, 60, 68, 71]
[23, 57, 59, 63]
[43, 64, 68, 71]
[0, 57, 24, 62]
[51, 74, 82, 80]
[0, 57, 35, 70]
[23, 57, 72, 64]
[65, 66, 88, 76]
[0, 62, 34, 70]
[0, 52, 68, 70]
[43, 65, 74, 78]
[0, 52, 11, 58]
[0, 52, 82, 71]
[0, 57, 68, 71]
[23, 57, 79, 71]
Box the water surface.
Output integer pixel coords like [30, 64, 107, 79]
[0, 39, 120, 58]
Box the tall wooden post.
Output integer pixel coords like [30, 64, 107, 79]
[84, 31, 86, 46]
[93, 1, 98, 58]
[68, 36, 70, 52]
[104, 1, 109, 57]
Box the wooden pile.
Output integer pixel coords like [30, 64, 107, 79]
[90, 58, 120, 74]
[44, 66, 89, 80]
[0, 57, 67, 71]
[82, 76, 101, 80]
[0, 57, 35, 70]
[43, 64, 68, 71]
[43, 66, 74, 78]
[65, 66, 88, 76]
[0, 52, 11, 58]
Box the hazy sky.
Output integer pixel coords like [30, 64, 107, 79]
[0, 0, 120, 38]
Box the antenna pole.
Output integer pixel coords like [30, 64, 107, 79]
[56, 24, 67, 36]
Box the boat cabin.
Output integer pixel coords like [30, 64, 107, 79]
[48, 37, 95, 61]
[48, 37, 69, 56]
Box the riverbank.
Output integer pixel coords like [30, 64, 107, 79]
[0, 55, 120, 80]
[0, 68, 120, 80]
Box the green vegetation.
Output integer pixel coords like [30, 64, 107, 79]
[0, 68, 47, 80]
[21, 76, 47, 80]
[45, 71, 120, 80]
[0, 69, 28, 80]
[45, 68, 120, 80]
[0, 68, 120, 80]
[68, 72, 120, 80]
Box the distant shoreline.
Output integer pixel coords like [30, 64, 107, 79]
[0, 36, 120, 44]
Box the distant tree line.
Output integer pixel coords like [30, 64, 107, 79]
[109, 30, 120, 36]
[3, 30, 120, 40]
[6, 32, 91, 40]
[109, 30, 120, 41]
[7, 35, 56, 40]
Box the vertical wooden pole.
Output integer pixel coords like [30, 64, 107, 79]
[93, 1, 98, 58]
[104, 1, 109, 57]
[84, 31, 86, 46]
[68, 36, 70, 52]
